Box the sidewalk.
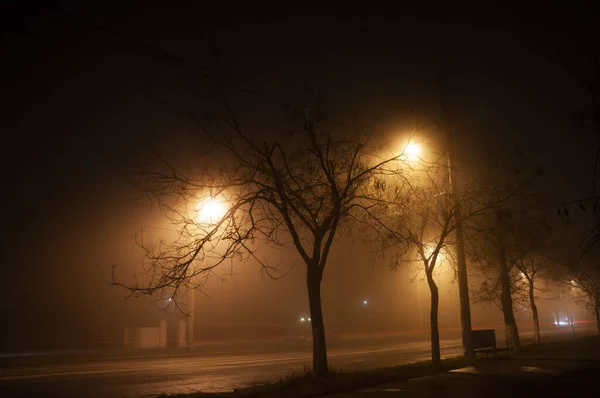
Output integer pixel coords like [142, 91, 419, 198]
[328, 336, 600, 398]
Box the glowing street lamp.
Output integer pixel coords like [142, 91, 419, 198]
[400, 140, 422, 163]
[405, 142, 421, 159]
[195, 196, 228, 225]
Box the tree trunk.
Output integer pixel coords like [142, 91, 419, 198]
[427, 274, 441, 366]
[528, 285, 540, 344]
[497, 237, 521, 352]
[307, 267, 328, 377]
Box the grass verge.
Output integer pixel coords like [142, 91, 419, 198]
[162, 335, 600, 398]
[516, 334, 600, 359]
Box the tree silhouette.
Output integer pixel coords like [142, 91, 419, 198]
[111, 95, 417, 376]
[376, 161, 499, 364]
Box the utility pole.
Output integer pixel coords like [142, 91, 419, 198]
[438, 70, 473, 358]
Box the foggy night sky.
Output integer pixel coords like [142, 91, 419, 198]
[0, 1, 598, 350]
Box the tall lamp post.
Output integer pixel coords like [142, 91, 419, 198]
[188, 196, 229, 347]
[439, 72, 473, 358]
[402, 94, 473, 357]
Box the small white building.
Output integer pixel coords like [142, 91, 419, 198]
[124, 320, 167, 348]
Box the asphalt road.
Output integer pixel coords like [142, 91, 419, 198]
[0, 328, 591, 398]
[0, 338, 461, 397]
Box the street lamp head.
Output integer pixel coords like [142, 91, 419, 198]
[404, 141, 421, 162]
[196, 196, 228, 225]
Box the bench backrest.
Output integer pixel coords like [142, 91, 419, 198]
[471, 329, 497, 349]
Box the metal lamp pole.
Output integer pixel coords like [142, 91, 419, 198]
[439, 71, 474, 358]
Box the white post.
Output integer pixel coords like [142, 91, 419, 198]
[177, 319, 187, 347]
[158, 320, 167, 348]
[188, 287, 195, 347]
[417, 279, 423, 332]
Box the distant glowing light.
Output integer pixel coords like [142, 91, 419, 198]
[425, 245, 434, 258]
[424, 244, 446, 263]
[308, 317, 311, 322]
[363, 300, 368, 305]
[300, 317, 305, 322]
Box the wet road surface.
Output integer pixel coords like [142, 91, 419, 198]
[0, 338, 461, 397]
[0, 328, 589, 397]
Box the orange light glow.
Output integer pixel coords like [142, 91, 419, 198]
[195, 196, 228, 225]
[403, 141, 421, 162]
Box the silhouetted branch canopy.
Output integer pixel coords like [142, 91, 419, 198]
[111, 99, 427, 306]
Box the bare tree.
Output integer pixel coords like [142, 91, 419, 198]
[395, 175, 455, 366]
[378, 163, 495, 365]
[472, 207, 559, 350]
[493, 210, 522, 352]
[111, 95, 417, 375]
[513, 248, 556, 344]
[467, 139, 550, 351]
[505, 206, 558, 345]
[559, 259, 600, 334]
[469, 205, 526, 353]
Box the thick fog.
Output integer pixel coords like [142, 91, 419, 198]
[0, 170, 588, 350]
[1, 4, 596, 352]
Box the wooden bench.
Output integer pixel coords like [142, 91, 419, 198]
[471, 329, 509, 358]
